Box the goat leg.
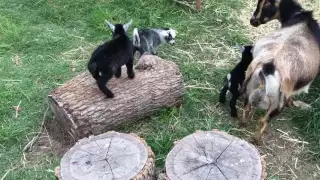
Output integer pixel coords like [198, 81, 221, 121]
[292, 100, 311, 109]
[126, 59, 135, 79]
[230, 90, 240, 117]
[286, 96, 293, 107]
[241, 97, 251, 127]
[253, 107, 279, 145]
[219, 85, 228, 103]
[115, 67, 122, 78]
[97, 73, 114, 98]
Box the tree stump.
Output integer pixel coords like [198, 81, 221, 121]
[55, 131, 155, 180]
[48, 54, 184, 139]
[164, 130, 266, 180]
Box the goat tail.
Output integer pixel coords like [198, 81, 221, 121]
[88, 62, 99, 80]
[261, 61, 280, 97]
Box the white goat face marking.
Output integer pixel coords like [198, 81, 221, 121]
[169, 39, 175, 45]
[167, 29, 176, 38]
[153, 28, 177, 45]
[167, 29, 176, 45]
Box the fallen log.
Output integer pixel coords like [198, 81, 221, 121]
[164, 130, 266, 180]
[48, 54, 184, 139]
[54, 131, 155, 180]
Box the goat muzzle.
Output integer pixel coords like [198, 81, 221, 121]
[250, 18, 260, 27]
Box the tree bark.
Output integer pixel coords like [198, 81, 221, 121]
[55, 131, 155, 180]
[164, 130, 266, 180]
[48, 54, 184, 139]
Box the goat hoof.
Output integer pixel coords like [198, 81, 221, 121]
[293, 100, 311, 109]
[106, 93, 114, 98]
[231, 111, 238, 118]
[239, 122, 248, 127]
[219, 98, 225, 104]
[253, 133, 263, 145]
[128, 72, 135, 79]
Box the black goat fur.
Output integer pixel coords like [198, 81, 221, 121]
[219, 45, 253, 117]
[88, 23, 134, 98]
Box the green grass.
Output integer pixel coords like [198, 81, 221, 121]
[0, 0, 319, 179]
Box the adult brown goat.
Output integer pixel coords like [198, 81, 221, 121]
[241, 0, 320, 145]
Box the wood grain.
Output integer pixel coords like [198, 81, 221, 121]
[55, 131, 155, 180]
[165, 130, 266, 180]
[48, 54, 184, 139]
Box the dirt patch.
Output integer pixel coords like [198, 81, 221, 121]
[26, 119, 75, 162]
[227, 108, 320, 179]
[256, 118, 320, 179]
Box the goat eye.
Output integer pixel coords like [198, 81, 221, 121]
[166, 34, 172, 40]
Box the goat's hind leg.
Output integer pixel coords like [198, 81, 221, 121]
[253, 104, 279, 145]
[97, 71, 114, 98]
[292, 100, 311, 109]
[126, 57, 135, 79]
[115, 67, 122, 78]
[219, 80, 228, 103]
[230, 89, 240, 117]
[241, 97, 251, 127]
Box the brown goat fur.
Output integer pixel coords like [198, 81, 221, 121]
[243, 0, 320, 145]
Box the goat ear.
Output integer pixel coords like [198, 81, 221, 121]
[123, 19, 132, 32]
[239, 46, 245, 53]
[132, 28, 140, 47]
[168, 29, 177, 38]
[105, 20, 115, 32]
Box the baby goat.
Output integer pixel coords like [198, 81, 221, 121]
[132, 28, 176, 56]
[87, 20, 134, 98]
[219, 45, 253, 117]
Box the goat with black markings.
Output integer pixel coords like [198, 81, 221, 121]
[242, 0, 320, 145]
[219, 45, 253, 117]
[132, 28, 176, 56]
[87, 20, 134, 98]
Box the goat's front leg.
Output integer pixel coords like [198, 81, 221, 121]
[126, 58, 135, 79]
[241, 97, 251, 127]
[286, 96, 293, 107]
[253, 106, 279, 145]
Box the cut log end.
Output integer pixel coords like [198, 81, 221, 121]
[55, 131, 155, 180]
[165, 130, 266, 180]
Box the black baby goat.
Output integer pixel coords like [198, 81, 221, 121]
[219, 45, 253, 117]
[87, 20, 134, 98]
